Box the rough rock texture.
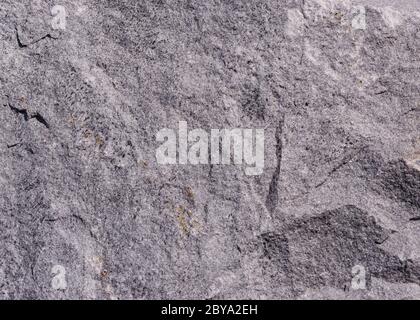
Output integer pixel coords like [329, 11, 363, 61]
[0, 0, 419, 299]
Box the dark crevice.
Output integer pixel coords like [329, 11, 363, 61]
[300, 0, 308, 20]
[7, 143, 21, 149]
[15, 25, 59, 49]
[6, 96, 50, 129]
[71, 214, 87, 226]
[31, 113, 50, 129]
[15, 26, 27, 48]
[8, 101, 29, 120]
[402, 107, 418, 116]
[265, 116, 285, 213]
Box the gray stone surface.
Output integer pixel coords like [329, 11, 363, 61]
[0, 0, 419, 299]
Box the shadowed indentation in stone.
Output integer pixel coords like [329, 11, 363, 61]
[261, 205, 420, 293]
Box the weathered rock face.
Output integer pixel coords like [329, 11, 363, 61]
[0, 0, 419, 299]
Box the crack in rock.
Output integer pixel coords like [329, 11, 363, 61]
[6, 96, 50, 129]
[15, 25, 59, 49]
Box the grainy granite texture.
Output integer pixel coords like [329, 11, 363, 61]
[0, 0, 419, 299]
